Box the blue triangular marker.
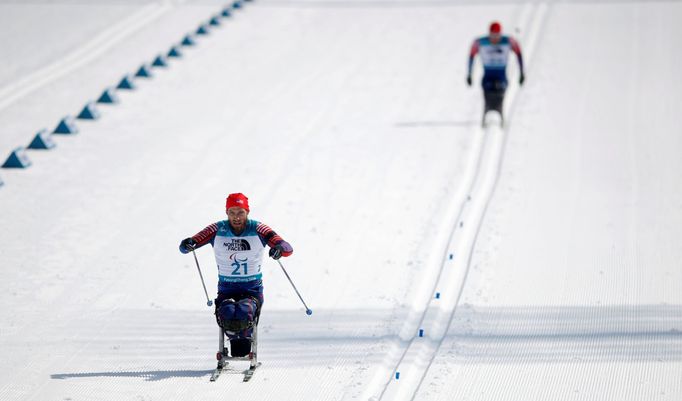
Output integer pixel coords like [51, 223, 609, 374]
[181, 35, 196, 46]
[77, 102, 101, 120]
[209, 16, 221, 26]
[152, 55, 168, 67]
[28, 129, 56, 150]
[135, 64, 153, 78]
[221, 8, 232, 17]
[117, 75, 135, 90]
[97, 87, 119, 104]
[2, 147, 32, 168]
[54, 116, 78, 135]
[232, 1, 243, 9]
[168, 46, 182, 58]
[196, 24, 209, 35]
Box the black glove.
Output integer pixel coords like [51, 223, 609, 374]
[179, 237, 197, 254]
[466, 75, 472, 86]
[269, 244, 284, 260]
[519, 73, 525, 86]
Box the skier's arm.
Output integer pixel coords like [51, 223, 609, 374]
[467, 39, 480, 84]
[179, 223, 218, 253]
[256, 223, 293, 258]
[510, 37, 525, 83]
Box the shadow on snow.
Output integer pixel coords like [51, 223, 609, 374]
[393, 120, 479, 128]
[51, 369, 214, 382]
[49, 304, 682, 381]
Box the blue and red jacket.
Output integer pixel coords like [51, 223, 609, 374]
[468, 35, 524, 84]
[188, 219, 293, 293]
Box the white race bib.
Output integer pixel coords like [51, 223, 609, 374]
[213, 222, 265, 283]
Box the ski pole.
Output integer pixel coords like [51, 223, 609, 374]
[191, 249, 213, 307]
[276, 259, 312, 316]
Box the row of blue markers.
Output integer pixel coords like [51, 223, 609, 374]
[0, 0, 250, 187]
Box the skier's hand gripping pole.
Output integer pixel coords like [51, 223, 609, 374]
[276, 259, 312, 316]
[191, 249, 213, 307]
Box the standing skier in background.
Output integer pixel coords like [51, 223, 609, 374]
[179, 192, 293, 357]
[467, 21, 525, 127]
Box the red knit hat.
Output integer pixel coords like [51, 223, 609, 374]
[226, 193, 249, 211]
[489, 21, 502, 34]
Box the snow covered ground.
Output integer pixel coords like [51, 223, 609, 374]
[1, 0, 681, 400]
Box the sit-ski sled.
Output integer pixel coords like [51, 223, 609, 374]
[210, 317, 261, 382]
[482, 86, 506, 128]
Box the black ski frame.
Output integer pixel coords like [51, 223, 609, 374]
[210, 318, 260, 382]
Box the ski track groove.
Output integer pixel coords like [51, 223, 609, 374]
[0, 2, 174, 113]
[355, 3, 550, 401]
[408, 4, 551, 400]
[355, 115, 486, 401]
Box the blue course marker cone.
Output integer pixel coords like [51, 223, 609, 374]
[232, 1, 243, 9]
[209, 16, 221, 26]
[2, 147, 32, 168]
[77, 101, 101, 120]
[181, 34, 196, 46]
[135, 64, 153, 78]
[196, 24, 210, 35]
[53, 116, 78, 135]
[221, 8, 232, 17]
[117, 74, 136, 90]
[152, 55, 168, 67]
[97, 87, 119, 104]
[168, 46, 182, 58]
[28, 129, 56, 150]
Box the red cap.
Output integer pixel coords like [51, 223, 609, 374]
[489, 21, 502, 34]
[226, 193, 249, 212]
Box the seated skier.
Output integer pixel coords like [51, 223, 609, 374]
[466, 21, 525, 127]
[179, 193, 293, 357]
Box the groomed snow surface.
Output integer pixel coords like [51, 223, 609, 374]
[1, 0, 681, 400]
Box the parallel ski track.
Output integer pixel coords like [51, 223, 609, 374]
[407, 6, 550, 399]
[0, 2, 174, 113]
[361, 3, 551, 401]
